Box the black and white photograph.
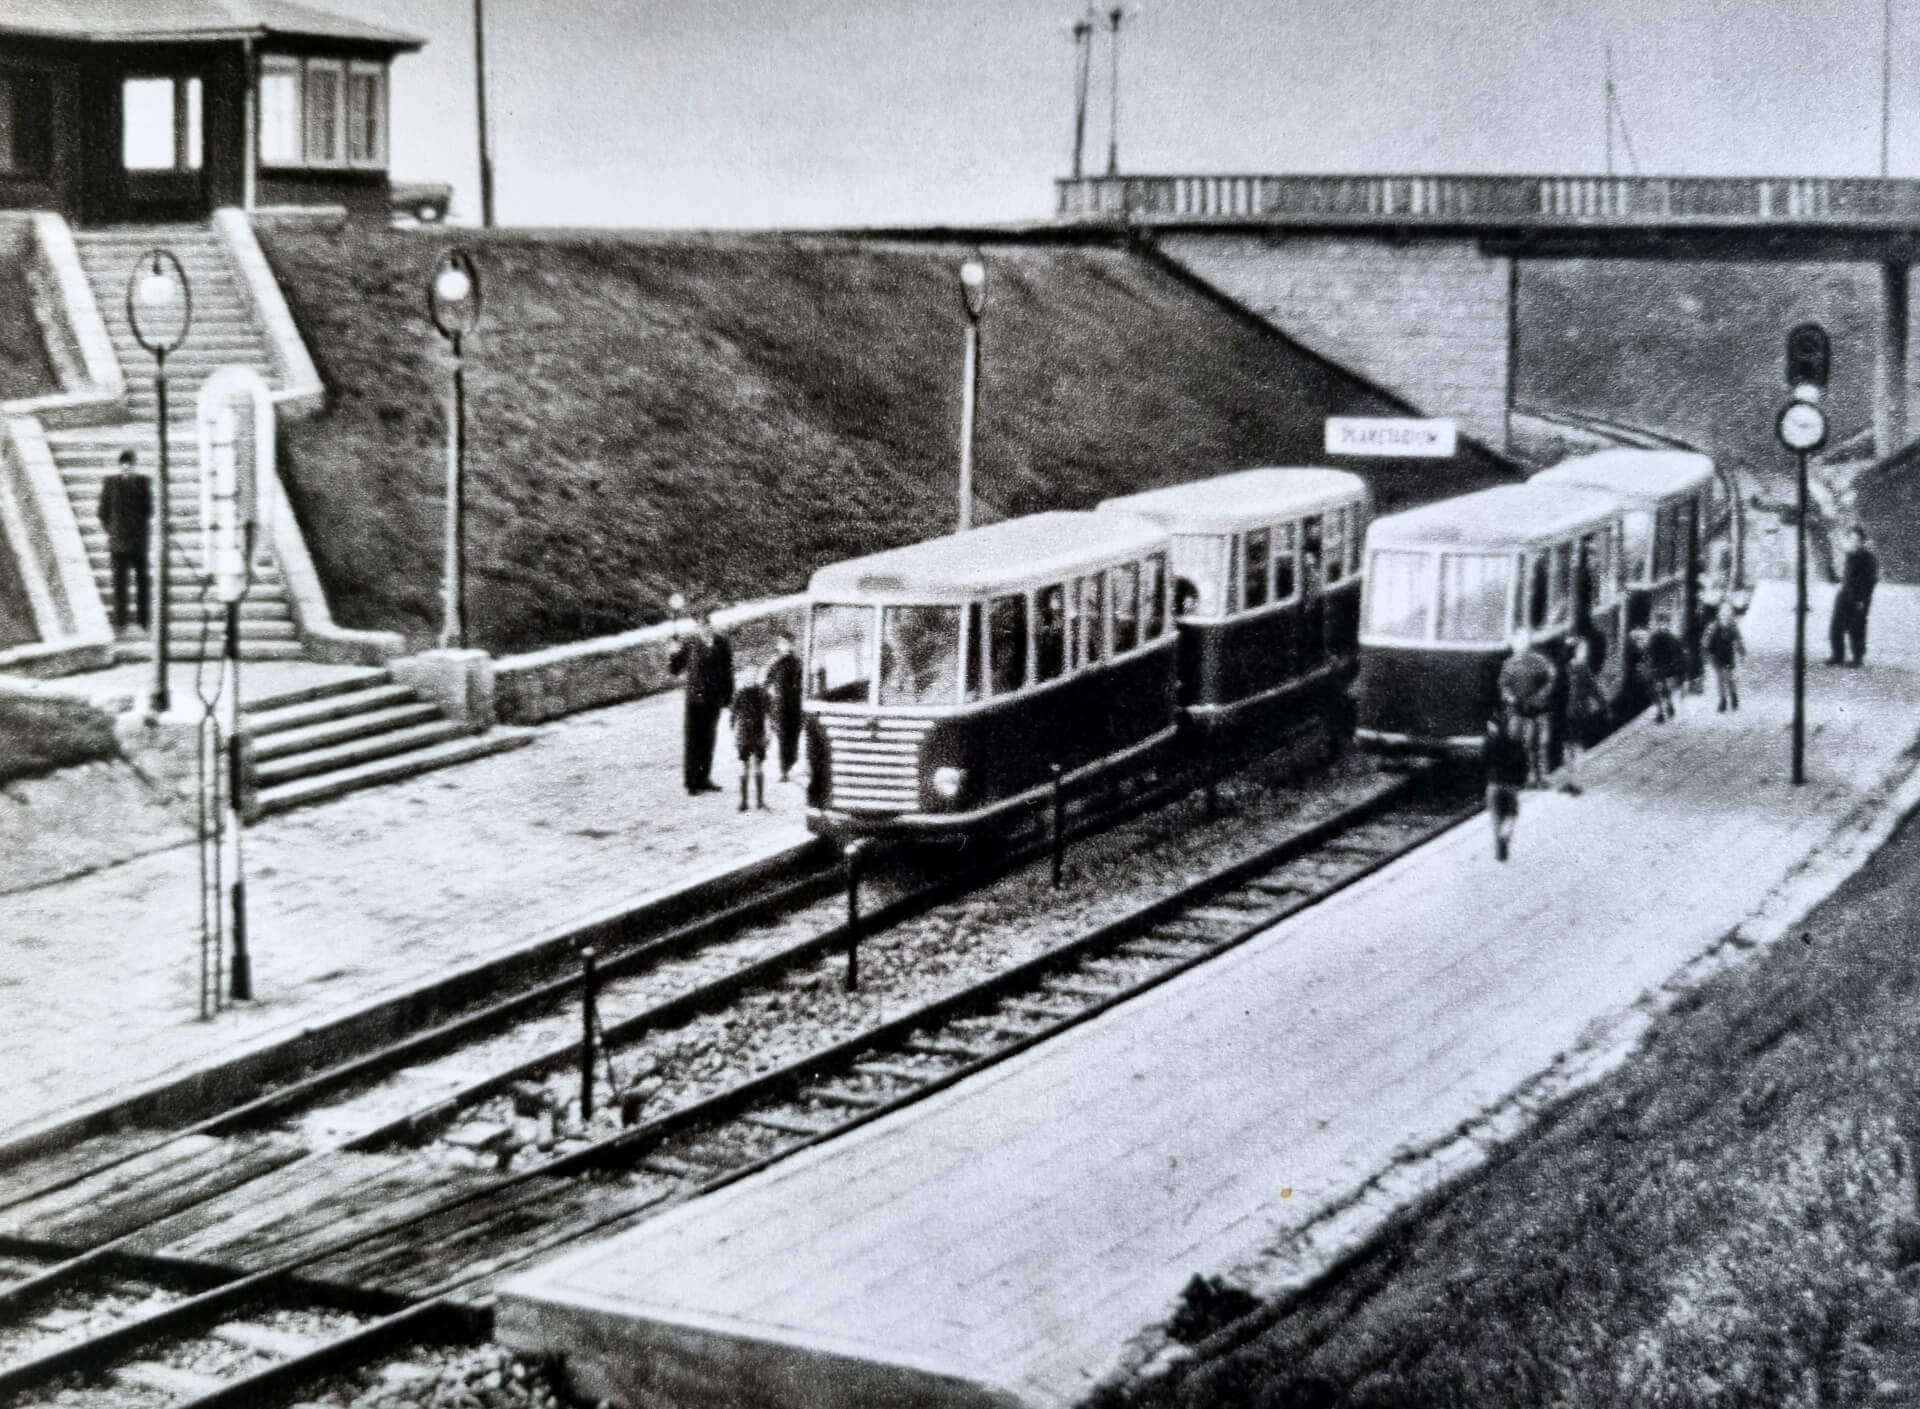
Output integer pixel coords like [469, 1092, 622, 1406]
[2, 1, 1920, 1405]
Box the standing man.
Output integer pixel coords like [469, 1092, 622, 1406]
[97, 448, 154, 634]
[765, 631, 804, 783]
[1828, 526, 1880, 667]
[1498, 630, 1555, 787]
[669, 605, 733, 794]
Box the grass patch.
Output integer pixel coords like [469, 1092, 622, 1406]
[0, 693, 117, 785]
[1091, 814, 1920, 1409]
[0, 248, 54, 404]
[260, 227, 1518, 655]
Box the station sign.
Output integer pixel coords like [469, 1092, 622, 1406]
[1325, 416, 1458, 458]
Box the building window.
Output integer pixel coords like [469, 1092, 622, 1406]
[0, 71, 51, 176]
[260, 54, 388, 169]
[122, 76, 202, 173]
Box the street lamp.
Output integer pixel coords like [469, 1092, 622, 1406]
[428, 248, 483, 649]
[957, 256, 987, 534]
[127, 249, 191, 714]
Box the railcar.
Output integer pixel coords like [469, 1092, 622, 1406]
[803, 512, 1179, 841]
[1354, 483, 1629, 754]
[1530, 449, 1721, 636]
[1096, 467, 1370, 736]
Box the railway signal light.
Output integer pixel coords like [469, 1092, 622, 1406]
[1786, 323, 1830, 402]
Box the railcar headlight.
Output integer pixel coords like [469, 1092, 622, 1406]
[931, 766, 965, 799]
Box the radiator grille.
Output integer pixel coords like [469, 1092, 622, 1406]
[817, 712, 931, 813]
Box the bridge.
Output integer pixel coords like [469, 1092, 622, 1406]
[1056, 173, 1920, 455]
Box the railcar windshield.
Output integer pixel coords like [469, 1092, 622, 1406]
[1435, 553, 1512, 642]
[1171, 534, 1230, 618]
[808, 604, 876, 703]
[879, 604, 962, 706]
[1365, 549, 1432, 639]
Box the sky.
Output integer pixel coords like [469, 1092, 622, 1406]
[338, 0, 1918, 228]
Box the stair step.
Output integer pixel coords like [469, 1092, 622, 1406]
[113, 638, 307, 663]
[252, 730, 535, 816]
[246, 681, 415, 734]
[252, 702, 445, 761]
[253, 719, 475, 786]
[241, 669, 391, 715]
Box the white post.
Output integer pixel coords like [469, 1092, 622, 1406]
[958, 321, 978, 534]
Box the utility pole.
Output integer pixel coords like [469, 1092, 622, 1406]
[1070, 9, 1094, 179]
[1883, 0, 1894, 177]
[1604, 43, 1615, 177]
[1106, 5, 1123, 177]
[474, 0, 495, 227]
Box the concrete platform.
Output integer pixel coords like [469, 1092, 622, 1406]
[497, 581, 1920, 1409]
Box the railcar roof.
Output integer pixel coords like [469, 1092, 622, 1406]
[1531, 449, 1715, 501]
[1096, 467, 1367, 532]
[808, 512, 1168, 601]
[1366, 483, 1621, 550]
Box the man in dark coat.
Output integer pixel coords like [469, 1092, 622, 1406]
[765, 631, 804, 782]
[669, 607, 733, 794]
[97, 448, 153, 631]
[1828, 527, 1879, 667]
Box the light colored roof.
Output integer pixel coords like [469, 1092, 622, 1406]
[1366, 483, 1621, 552]
[0, 0, 425, 49]
[1531, 449, 1716, 503]
[1096, 467, 1368, 534]
[809, 512, 1168, 602]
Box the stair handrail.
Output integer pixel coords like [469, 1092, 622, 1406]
[212, 209, 324, 420]
[0, 415, 114, 676]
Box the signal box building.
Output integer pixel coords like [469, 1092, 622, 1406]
[0, 0, 423, 225]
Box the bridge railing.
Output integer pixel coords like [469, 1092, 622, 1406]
[1055, 174, 1920, 223]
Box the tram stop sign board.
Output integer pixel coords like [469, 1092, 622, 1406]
[1325, 416, 1458, 458]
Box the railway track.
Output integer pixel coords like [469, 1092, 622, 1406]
[0, 743, 1469, 1406]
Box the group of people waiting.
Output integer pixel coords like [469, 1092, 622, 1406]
[668, 608, 804, 812]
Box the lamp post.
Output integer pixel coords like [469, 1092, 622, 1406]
[127, 249, 191, 714]
[428, 249, 483, 649]
[957, 256, 987, 534]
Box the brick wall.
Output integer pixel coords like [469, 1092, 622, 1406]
[1157, 233, 1513, 450]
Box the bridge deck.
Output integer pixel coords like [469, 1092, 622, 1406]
[498, 581, 1920, 1409]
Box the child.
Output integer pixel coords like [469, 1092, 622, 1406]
[1703, 601, 1746, 712]
[1484, 710, 1530, 862]
[1559, 633, 1607, 795]
[1648, 614, 1685, 722]
[731, 666, 772, 812]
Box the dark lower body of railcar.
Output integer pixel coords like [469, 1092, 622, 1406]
[804, 642, 1180, 842]
[1354, 644, 1507, 755]
[1175, 582, 1362, 745]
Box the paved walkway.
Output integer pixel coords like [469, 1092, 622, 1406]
[497, 582, 1920, 1409]
[0, 687, 813, 1149]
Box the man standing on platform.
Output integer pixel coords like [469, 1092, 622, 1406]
[97, 448, 153, 634]
[669, 605, 733, 794]
[766, 631, 804, 783]
[1828, 527, 1879, 667]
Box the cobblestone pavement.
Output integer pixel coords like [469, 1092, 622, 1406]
[0, 689, 812, 1147]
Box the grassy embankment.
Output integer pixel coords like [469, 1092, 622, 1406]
[260, 227, 1517, 655]
[1093, 815, 1920, 1409]
[0, 250, 56, 650]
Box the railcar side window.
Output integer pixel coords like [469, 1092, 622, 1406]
[1529, 554, 1550, 630]
[1436, 553, 1511, 642]
[1301, 517, 1324, 595]
[1551, 543, 1573, 624]
[1348, 505, 1366, 575]
[1171, 535, 1228, 618]
[1622, 509, 1653, 584]
[807, 604, 875, 704]
[987, 594, 1027, 695]
[879, 605, 961, 706]
[1110, 562, 1141, 653]
[1142, 553, 1167, 639]
[1075, 573, 1106, 665]
[1035, 585, 1067, 682]
[965, 603, 984, 702]
[1324, 510, 1345, 585]
[1243, 528, 1271, 610]
[1274, 523, 1296, 602]
[1363, 550, 1431, 639]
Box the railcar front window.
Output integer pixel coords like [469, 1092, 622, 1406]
[1170, 535, 1229, 618]
[1364, 550, 1431, 640]
[1435, 553, 1511, 642]
[1142, 553, 1167, 640]
[1035, 585, 1067, 682]
[1075, 573, 1106, 665]
[1243, 529, 1271, 610]
[1301, 516, 1324, 595]
[1551, 543, 1573, 623]
[878, 605, 961, 706]
[807, 604, 875, 704]
[1622, 509, 1653, 584]
[1274, 522, 1296, 601]
[988, 593, 1028, 695]
[1325, 510, 1345, 585]
[1111, 563, 1140, 653]
[1529, 554, 1550, 630]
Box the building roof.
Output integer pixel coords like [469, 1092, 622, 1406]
[1366, 483, 1621, 552]
[1531, 449, 1716, 504]
[1097, 467, 1368, 534]
[0, 0, 425, 50]
[808, 512, 1169, 602]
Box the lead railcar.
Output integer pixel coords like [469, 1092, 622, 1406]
[1097, 467, 1370, 739]
[1355, 483, 1629, 753]
[803, 512, 1178, 840]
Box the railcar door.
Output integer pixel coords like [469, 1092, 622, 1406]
[1298, 514, 1327, 674]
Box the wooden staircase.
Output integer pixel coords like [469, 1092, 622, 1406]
[244, 671, 533, 818]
